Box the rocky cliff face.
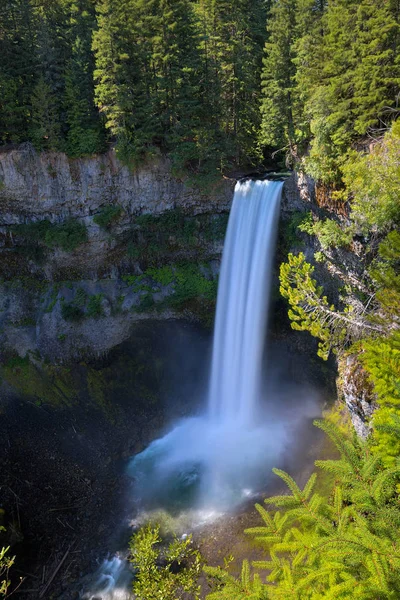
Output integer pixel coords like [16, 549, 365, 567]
[279, 171, 379, 437]
[0, 147, 235, 362]
[338, 354, 377, 438]
[0, 145, 233, 280]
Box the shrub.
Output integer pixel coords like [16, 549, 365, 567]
[12, 219, 87, 252]
[343, 120, 400, 233]
[146, 266, 175, 286]
[44, 219, 88, 252]
[299, 213, 354, 250]
[129, 525, 201, 600]
[86, 293, 104, 318]
[61, 302, 84, 321]
[93, 204, 122, 229]
[0, 544, 14, 597]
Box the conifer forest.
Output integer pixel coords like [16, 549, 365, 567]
[0, 0, 399, 599]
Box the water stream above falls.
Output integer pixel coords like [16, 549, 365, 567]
[83, 179, 323, 599]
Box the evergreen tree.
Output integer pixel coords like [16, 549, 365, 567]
[30, 76, 61, 150]
[279, 252, 384, 359]
[195, 0, 267, 171]
[145, 0, 203, 171]
[93, 0, 158, 161]
[259, 0, 298, 159]
[0, 0, 37, 143]
[206, 420, 400, 599]
[304, 0, 400, 182]
[63, 0, 104, 155]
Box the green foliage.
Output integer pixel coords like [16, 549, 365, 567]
[30, 76, 62, 150]
[123, 262, 217, 316]
[299, 214, 354, 251]
[360, 332, 400, 465]
[129, 524, 202, 600]
[172, 264, 217, 308]
[74, 287, 87, 307]
[281, 169, 400, 468]
[86, 293, 104, 318]
[0, 0, 267, 172]
[370, 230, 400, 326]
[125, 209, 228, 267]
[202, 214, 229, 242]
[1, 353, 77, 407]
[61, 289, 104, 320]
[343, 121, 400, 233]
[44, 219, 88, 252]
[61, 301, 84, 321]
[280, 253, 349, 359]
[206, 420, 400, 599]
[13, 219, 87, 253]
[259, 0, 400, 181]
[93, 205, 122, 229]
[205, 559, 269, 600]
[0, 0, 37, 145]
[0, 544, 14, 597]
[63, 1, 105, 156]
[12, 220, 52, 244]
[281, 211, 307, 251]
[259, 0, 298, 156]
[146, 266, 175, 287]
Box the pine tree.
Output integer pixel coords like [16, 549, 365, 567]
[93, 0, 159, 162]
[146, 0, 203, 171]
[195, 0, 266, 172]
[279, 252, 384, 359]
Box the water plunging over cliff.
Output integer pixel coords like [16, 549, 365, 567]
[128, 179, 285, 510]
[208, 179, 282, 425]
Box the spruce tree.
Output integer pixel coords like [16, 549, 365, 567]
[30, 76, 61, 150]
[259, 0, 298, 159]
[206, 421, 400, 599]
[63, 0, 104, 155]
[304, 0, 400, 182]
[0, 0, 37, 143]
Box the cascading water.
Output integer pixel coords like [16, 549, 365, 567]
[208, 179, 282, 424]
[129, 179, 287, 509]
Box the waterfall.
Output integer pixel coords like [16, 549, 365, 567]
[127, 177, 286, 510]
[208, 179, 282, 425]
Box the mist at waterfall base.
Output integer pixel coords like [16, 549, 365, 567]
[128, 179, 313, 513]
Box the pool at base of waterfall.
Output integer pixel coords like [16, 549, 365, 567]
[128, 414, 288, 512]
